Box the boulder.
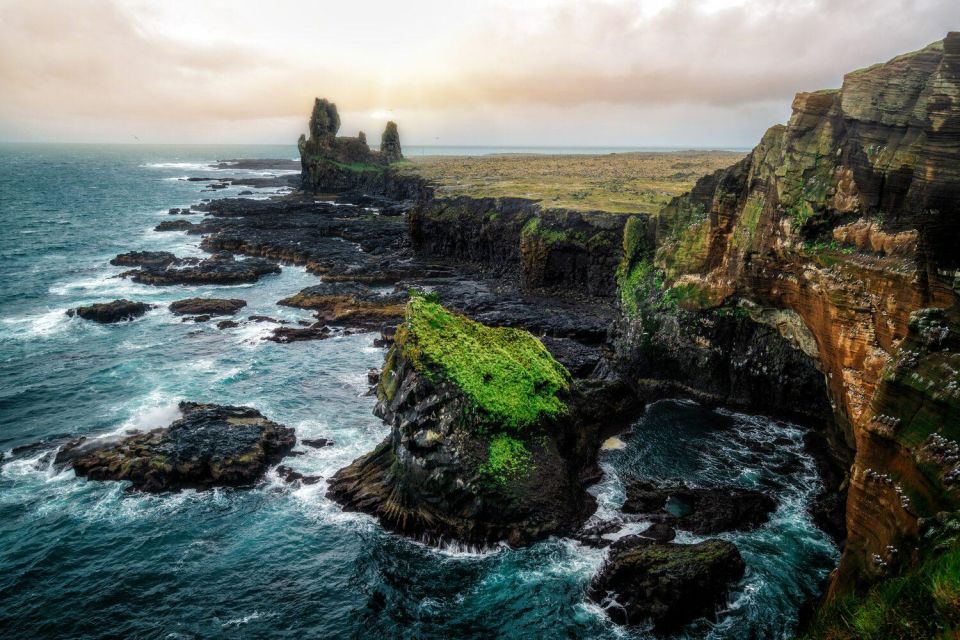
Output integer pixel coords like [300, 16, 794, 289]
[110, 251, 178, 267]
[589, 537, 745, 630]
[169, 298, 247, 316]
[66, 299, 153, 323]
[55, 402, 295, 492]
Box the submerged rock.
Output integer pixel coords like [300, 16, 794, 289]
[327, 296, 598, 546]
[66, 299, 153, 323]
[589, 537, 745, 630]
[169, 297, 247, 316]
[55, 402, 295, 492]
[623, 479, 776, 534]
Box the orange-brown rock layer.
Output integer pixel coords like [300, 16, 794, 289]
[618, 32, 960, 596]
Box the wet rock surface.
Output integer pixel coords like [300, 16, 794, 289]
[169, 298, 247, 316]
[589, 536, 745, 630]
[55, 402, 296, 492]
[623, 479, 777, 534]
[278, 282, 407, 329]
[67, 299, 153, 323]
[121, 251, 280, 286]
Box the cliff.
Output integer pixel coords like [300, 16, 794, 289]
[616, 32, 960, 626]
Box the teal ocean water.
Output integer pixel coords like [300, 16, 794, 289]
[0, 144, 835, 639]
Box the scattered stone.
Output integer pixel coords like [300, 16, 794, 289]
[217, 320, 240, 330]
[302, 438, 334, 449]
[66, 299, 153, 323]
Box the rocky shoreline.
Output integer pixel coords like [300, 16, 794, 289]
[51, 33, 960, 635]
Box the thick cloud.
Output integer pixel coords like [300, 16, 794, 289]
[0, 0, 956, 144]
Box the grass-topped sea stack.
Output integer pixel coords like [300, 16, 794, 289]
[297, 97, 405, 193]
[327, 293, 599, 546]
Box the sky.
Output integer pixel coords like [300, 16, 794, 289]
[0, 0, 956, 147]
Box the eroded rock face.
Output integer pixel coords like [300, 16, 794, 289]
[622, 479, 776, 534]
[327, 300, 599, 546]
[168, 298, 247, 316]
[589, 537, 745, 630]
[55, 402, 295, 492]
[614, 33, 960, 595]
[380, 121, 402, 163]
[298, 97, 410, 193]
[66, 299, 153, 323]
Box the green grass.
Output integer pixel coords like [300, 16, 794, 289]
[328, 159, 384, 173]
[804, 544, 960, 639]
[396, 294, 570, 431]
[480, 434, 533, 483]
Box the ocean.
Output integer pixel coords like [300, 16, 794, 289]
[0, 144, 836, 639]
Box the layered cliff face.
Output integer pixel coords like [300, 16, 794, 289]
[327, 295, 600, 546]
[617, 33, 960, 604]
[409, 196, 643, 298]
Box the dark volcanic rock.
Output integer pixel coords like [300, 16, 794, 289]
[54, 402, 295, 492]
[217, 320, 240, 329]
[326, 308, 598, 547]
[123, 252, 280, 286]
[623, 479, 776, 534]
[276, 465, 321, 485]
[110, 251, 178, 267]
[169, 298, 247, 316]
[589, 537, 745, 629]
[155, 220, 196, 232]
[67, 299, 153, 323]
[639, 522, 677, 543]
[278, 282, 407, 328]
[302, 438, 333, 449]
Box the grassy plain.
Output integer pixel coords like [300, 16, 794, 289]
[394, 150, 745, 214]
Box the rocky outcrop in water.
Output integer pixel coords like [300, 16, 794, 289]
[169, 298, 247, 316]
[66, 299, 153, 323]
[613, 32, 960, 607]
[327, 296, 601, 546]
[622, 479, 776, 534]
[278, 282, 407, 328]
[589, 536, 745, 630]
[120, 251, 280, 286]
[55, 402, 296, 492]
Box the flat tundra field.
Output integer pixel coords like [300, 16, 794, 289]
[395, 150, 746, 214]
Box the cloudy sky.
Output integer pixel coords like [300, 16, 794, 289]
[0, 0, 956, 147]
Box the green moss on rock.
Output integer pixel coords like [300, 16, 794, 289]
[396, 295, 570, 431]
[480, 434, 533, 483]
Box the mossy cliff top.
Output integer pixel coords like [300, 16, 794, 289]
[394, 295, 570, 431]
